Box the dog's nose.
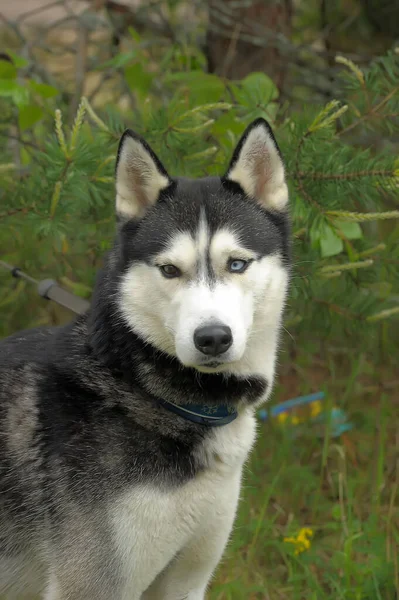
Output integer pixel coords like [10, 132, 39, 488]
[194, 325, 233, 356]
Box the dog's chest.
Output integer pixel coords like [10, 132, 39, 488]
[110, 412, 256, 591]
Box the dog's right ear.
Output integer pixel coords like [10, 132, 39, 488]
[115, 130, 172, 220]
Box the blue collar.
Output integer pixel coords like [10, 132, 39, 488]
[158, 399, 238, 427]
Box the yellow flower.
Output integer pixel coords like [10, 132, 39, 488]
[277, 412, 288, 424]
[310, 400, 322, 418]
[284, 527, 314, 555]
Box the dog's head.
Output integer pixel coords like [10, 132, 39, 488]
[114, 119, 290, 381]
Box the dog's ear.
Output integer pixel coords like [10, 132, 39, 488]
[223, 118, 288, 212]
[115, 129, 172, 219]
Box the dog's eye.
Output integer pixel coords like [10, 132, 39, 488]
[228, 259, 249, 273]
[159, 264, 181, 278]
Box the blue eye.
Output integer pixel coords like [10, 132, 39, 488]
[228, 259, 249, 273]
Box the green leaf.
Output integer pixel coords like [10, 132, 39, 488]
[124, 62, 154, 97]
[159, 46, 176, 71]
[98, 51, 137, 70]
[211, 112, 243, 139]
[335, 220, 363, 240]
[0, 60, 17, 80]
[331, 504, 342, 521]
[5, 51, 29, 68]
[18, 104, 44, 131]
[29, 80, 59, 98]
[320, 226, 344, 257]
[128, 26, 141, 43]
[235, 72, 279, 110]
[165, 71, 203, 83]
[0, 80, 29, 107]
[241, 72, 278, 98]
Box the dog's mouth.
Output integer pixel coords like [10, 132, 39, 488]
[202, 360, 221, 368]
[194, 359, 228, 373]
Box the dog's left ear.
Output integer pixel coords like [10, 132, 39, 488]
[115, 129, 172, 219]
[223, 118, 288, 212]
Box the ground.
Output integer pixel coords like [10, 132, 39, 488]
[210, 351, 398, 599]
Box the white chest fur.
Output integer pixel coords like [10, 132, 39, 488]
[110, 410, 257, 599]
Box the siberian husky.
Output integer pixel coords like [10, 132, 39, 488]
[0, 118, 291, 599]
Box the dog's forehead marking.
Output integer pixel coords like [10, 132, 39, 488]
[196, 209, 209, 255]
[156, 219, 258, 280]
[196, 210, 209, 280]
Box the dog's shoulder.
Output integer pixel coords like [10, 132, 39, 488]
[0, 325, 57, 364]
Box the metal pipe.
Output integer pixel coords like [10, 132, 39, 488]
[0, 260, 90, 315]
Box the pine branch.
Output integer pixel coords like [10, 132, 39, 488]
[367, 306, 399, 322]
[314, 299, 364, 320]
[296, 169, 397, 181]
[294, 131, 323, 210]
[0, 207, 28, 220]
[319, 260, 374, 274]
[338, 85, 399, 137]
[325, 210, 399, 222]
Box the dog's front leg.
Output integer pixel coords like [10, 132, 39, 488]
[142, 514, 235, 600]
[43, 568, 142, 600]
[43, 552, 171, 600]
[143, 472, 241, 600]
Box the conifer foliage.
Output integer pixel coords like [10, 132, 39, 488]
[0, 46, 398, 352]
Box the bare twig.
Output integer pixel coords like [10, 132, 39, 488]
[0, 207, 29, 219]
[69, 21, 89, 123]
[0, 131, 40, 151]
[16, 0, 66, 23]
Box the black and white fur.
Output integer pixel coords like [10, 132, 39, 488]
[0, 118, 290, 599]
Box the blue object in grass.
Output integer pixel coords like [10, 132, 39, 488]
[258, 392, 354, 438]
[319, 407, 354, 437]
[258, 392, 325, 422]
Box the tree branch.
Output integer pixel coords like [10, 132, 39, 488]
[296, 169, 396, 181]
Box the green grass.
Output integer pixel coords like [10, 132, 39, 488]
[210, 351, 399, 600]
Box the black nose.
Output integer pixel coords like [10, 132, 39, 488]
[194, 325, 233, 356]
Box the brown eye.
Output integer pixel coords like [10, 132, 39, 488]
[159, 264, 181, 278]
